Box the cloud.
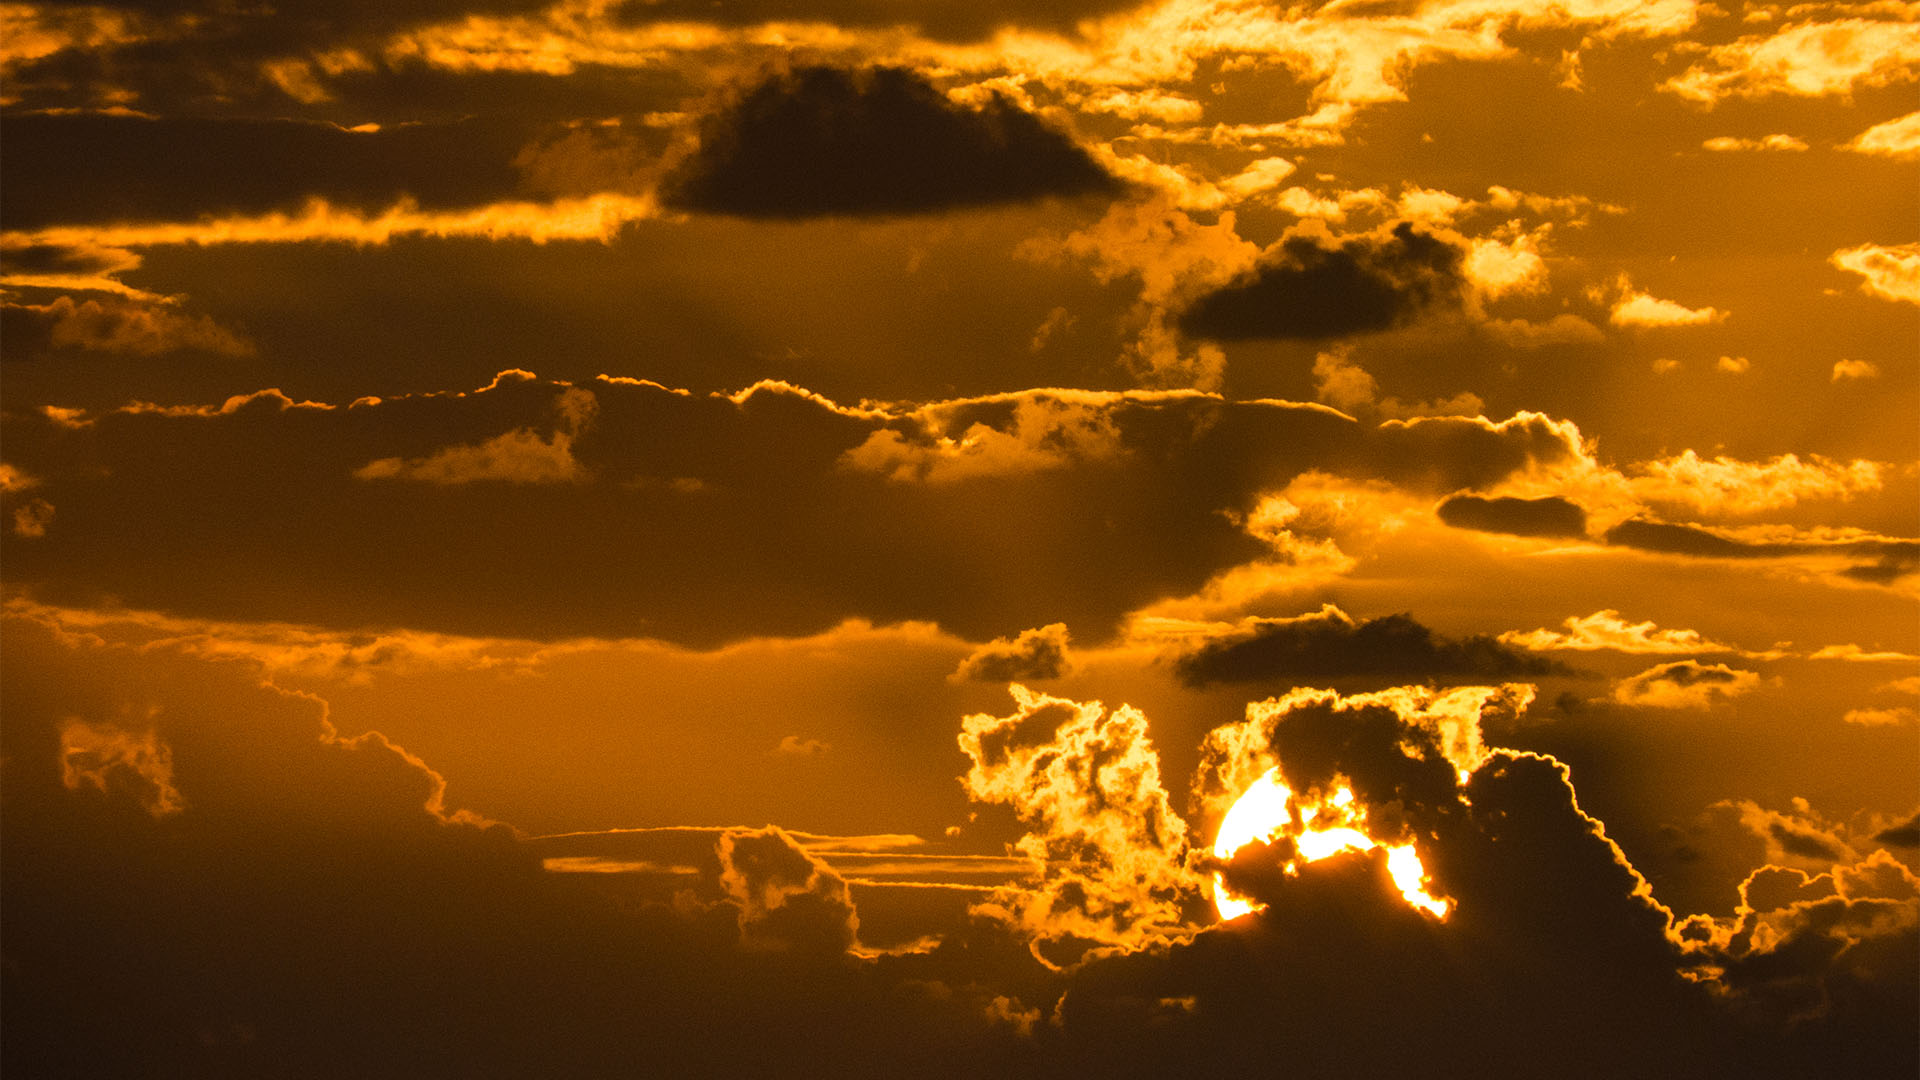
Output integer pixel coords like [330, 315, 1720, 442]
[1662, 17, 1920, 104]
[1601, 518, 1916, 569]
[1612, 660, 1761, 708]
[1831, 358, 1881, 381]
[1310, 348, 1484, 419]
[838, 395, 1124, 483]
[59, 719, 186, 818]
[1480, 313, 1606, 349]
[1501, 610, 1741, 655]
[1, 194, 659, 276]
[1809, 644, 1920, 663]
[1435, 493, 1587, 538]
[1608, 280, 1728, 328]
[1843, 110, 1920, 160]
[1178, 221, 1466, 341]
[1876, 814, 1920, 848]
[1842, 706, 1917, 727]
[953, 623, 1076, 683]
[1171, 605, 1563, 688]
[773, 734, 832, 755]
[1701, 134, 1808, 152]
[0, 294, 254, 358]
[0, 113, 538, 230]
[660, 65, 1120, 219]
[1626, 451, 1882, 516]
[11, 498, 56, 539]
[717, 825, 861, 955]
[957, 684, 1204, 964]
[1831, 242, 1920, 305]
[355, 386, 597, 484]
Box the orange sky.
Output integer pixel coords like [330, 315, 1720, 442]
[2, 1, 1916, 1075]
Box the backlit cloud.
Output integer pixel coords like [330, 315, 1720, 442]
[1612, 659, 1761, 708]
[1180, 221, 1466, 341]
[661, 65, 1120, 218]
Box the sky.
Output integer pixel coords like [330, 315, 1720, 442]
[1, 0, 1917, 1075]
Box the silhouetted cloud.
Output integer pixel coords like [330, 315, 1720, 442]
[1173, 606, 1564, 687]
[662, 66, 1121, 219]
[1436, 493, 1588, 538]
[1177, 222, 1466, 340]
[1875, 813, 1920, 848]
[0, 113, 532, 229]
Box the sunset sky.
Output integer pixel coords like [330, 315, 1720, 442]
[2, 0, 1917, 1075]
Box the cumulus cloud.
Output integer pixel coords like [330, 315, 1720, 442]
[952, 624, 1076, 683]
[1627, 451, 1882, 516]
[1179, 221, 1466, 341]
[957, 685, 1204, 964]
[1831, 358, 1881, 381]
[661, 66, 1119, 218]
[1612, 660, 1761, 708]
[1170, 604, 1562, 688]
[1831, 242, 1920, 305]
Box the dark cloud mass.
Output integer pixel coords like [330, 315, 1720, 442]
[0, 375, 1589, 645]
[0, 114, 531, 228]
[1173, 607, 1565, 687]
[616, 0, 1149, 41]
[1436, 493, 1588, 538]
[661, 66, 1121, 218]
[1177, 222, 1466, 341]
[4, 615, 1915, 1079]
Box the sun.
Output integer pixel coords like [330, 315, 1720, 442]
[1211, 766, 1450, 921]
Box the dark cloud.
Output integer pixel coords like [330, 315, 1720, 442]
[1436, 493, 1588, 538]
[1173, 606, 1564, 687]
[6, 616, 1915, 1079]
[1767, 821, 1849, 863]
[614, 0, 1149, 41]
[1873, 814, 1920, 848]
[1132, 690, 1918, 1079]
[0, 376, 1587, 645]
[0, 613, 1057, 1078]
[0, 114, 532, 229]
[1605, 518, 1918, 570]
[953, 623, 1075, 682]
[1176, 222, 1466, 341]
[661, 66, 1121, 219]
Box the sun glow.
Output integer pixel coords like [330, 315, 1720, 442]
[1211, 766, 1450, 921]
